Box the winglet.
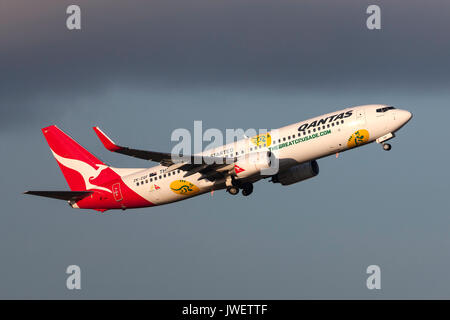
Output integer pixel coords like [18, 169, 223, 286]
[93, 127, 121, 152]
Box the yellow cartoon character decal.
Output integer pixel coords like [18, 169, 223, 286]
[347, 129, 370, 148]
[170, 180, 200, 195]
[251, 133, 271, 147]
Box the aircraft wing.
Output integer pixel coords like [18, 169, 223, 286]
[93, 127, 236, 171]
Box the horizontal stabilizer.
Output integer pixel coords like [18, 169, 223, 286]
[24, 190, 93, 201]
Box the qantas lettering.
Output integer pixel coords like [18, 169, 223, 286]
[297, 110, 353, 132]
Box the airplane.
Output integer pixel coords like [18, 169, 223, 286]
[24, 104, 412, 212]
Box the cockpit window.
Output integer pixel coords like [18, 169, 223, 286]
[376, 106, 396, 113]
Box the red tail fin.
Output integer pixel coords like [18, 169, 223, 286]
[42, 125, 109, 191]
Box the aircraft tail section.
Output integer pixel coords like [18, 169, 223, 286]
[41, 125, 111, 191]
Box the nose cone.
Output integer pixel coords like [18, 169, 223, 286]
[398, 110, 413, 125]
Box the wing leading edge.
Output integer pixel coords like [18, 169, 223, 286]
[92, 126, 236, 169]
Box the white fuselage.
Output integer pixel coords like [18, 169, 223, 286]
[122, 104, 412, 206]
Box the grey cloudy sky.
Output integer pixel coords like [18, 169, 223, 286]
[1, 0, 449, 298]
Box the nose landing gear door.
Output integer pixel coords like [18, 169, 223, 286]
[356, 109, 366, 124]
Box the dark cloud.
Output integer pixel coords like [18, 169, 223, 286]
[1, 0, 450, 129]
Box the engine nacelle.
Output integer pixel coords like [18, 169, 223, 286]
[232, 152, 271, 179]
[271, 160, 319, 186]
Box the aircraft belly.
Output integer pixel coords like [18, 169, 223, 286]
[138, 173, 214, 206]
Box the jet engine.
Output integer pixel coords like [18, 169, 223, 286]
[271, 160, 319, 186]
[232, 151, 272, 179]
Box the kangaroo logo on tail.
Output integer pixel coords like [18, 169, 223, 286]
[51, 151, 111, 193]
